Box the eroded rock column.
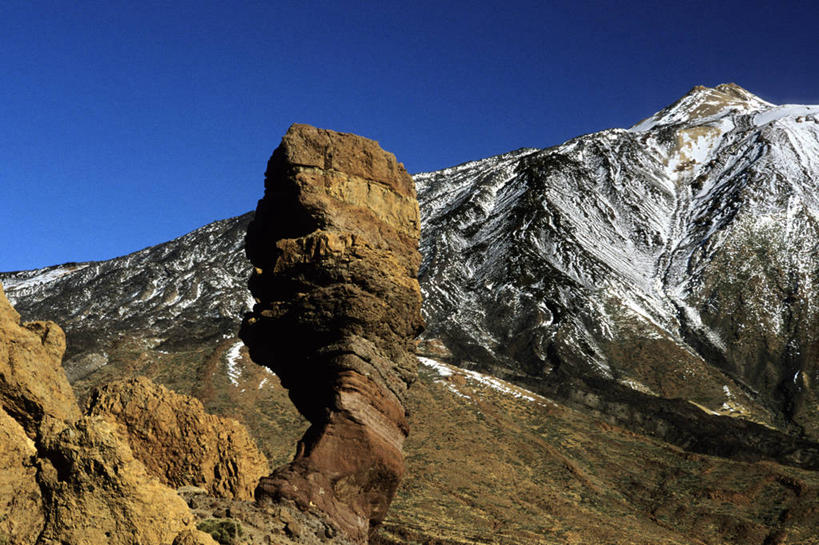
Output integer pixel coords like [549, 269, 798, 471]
[240, 124, 423, 542]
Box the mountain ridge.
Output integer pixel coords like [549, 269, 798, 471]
[416, 83, 819, 444]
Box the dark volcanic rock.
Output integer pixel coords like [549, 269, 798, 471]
[240, 124, 423, 543]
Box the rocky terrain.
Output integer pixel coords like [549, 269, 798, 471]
[7, 265, 816, 544]
[0, 211, 253, 383]
[0, 277, 364, 545]
[0, 282, 217, 545]
[241, 124, 424, 542]
[2, 85, 819, 543]
[85, 377, 269, 501]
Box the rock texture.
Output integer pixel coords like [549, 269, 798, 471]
[35, 415, 214, 545]
[85, 376, 269, 500]
[0, 408, 42, 544]
[0, 284, 79, 437]
[0, 281, 218, 545]
[240, 124, 424, 542]
[179, 487, 357, 545]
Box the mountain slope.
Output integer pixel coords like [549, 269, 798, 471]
[416, 83, 819, 443]
[1, 213, 254, 381]
[2, 86, 818, 454]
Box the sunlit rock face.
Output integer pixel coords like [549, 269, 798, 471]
[241, 124, 424, 543]
[0, 282, 219, 545]
[85, 376, 269, 500]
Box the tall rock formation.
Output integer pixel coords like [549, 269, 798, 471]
[240, 124, 424, 542]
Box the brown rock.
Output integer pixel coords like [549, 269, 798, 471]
[85, 376, 269, 500]
[0, 283, 221, 544]
[35, 415, 208, 545]
[241, 124, 424, 543]
[0, 283, 79, 437]
[0, 408, 44, 544]
[179, 487, 357, 545]
[173, 529, 221, 545]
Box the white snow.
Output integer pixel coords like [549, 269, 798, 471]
[225, 341, 243, 386]
[418, 356, 453, 377]
[754, 105, 819, 126]
[629, 84, 772, 133]
[629, 115, 662, 133]
[2, 264, 88, 291]
[672, 291, 727, 352]
[418, 356, 543, 403]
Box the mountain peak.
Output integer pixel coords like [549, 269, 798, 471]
[631, 83, 773, 131]
[682, 82, 766, 107]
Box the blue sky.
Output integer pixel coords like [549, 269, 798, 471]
[2, 0, 818, 271]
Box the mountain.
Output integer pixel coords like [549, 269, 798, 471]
[3, 83, 819, 543]
[417, 83, 819, 448]
[0, 213, 254, 381]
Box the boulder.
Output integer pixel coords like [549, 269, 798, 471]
[35, 415, 218, 545]
[0, 282, 217, 545]
[85, 376, 269, 500]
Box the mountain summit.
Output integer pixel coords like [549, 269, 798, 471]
[631, 83, 774, 130]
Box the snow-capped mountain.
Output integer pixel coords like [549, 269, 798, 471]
[2, 83, 818, 456]
[417, 83, 819, 441]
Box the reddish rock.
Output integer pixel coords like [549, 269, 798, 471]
[241, 124, 423, 542]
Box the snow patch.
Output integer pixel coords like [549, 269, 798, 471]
[418, 356, 453, 377]
[418, 356, 545, 404]
[225, 342, 243, 386]
[3, 264, 88, 291]
[754, 105, 819, 127]
[673, 293, 727, 352]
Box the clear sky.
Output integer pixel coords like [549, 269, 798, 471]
[2, 0, 818, 271]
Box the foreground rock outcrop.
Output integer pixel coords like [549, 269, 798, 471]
[0, 282, 218, 545]
[0, 288, 79, 437]
[86, 376, 269, 500]
[241, 124, 424, 542]
[35, 415, 212, 545]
